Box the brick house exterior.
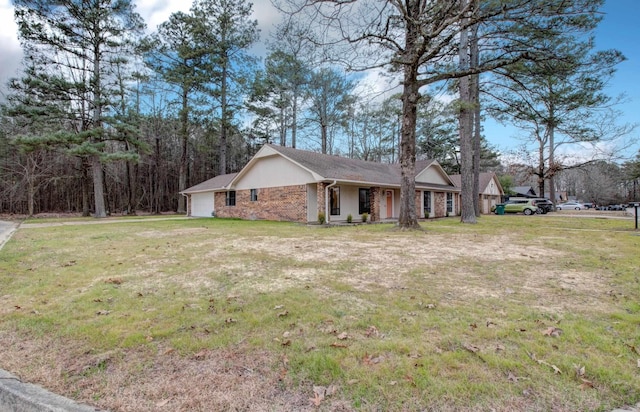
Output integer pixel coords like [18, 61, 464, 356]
[214, 185, 308, 222]
[181, 144, 460, 223]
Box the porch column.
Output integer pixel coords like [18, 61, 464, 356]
[370, 187, 380, 222]
[317, 182, 326, 219]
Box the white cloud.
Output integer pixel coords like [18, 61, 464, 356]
[0, 0, 22, 97]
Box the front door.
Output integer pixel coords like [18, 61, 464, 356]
[386, 190, 393, 218]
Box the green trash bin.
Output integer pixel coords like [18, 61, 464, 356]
[495, 204, 505, 215]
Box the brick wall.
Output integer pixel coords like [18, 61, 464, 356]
[215, 185, 308, 222]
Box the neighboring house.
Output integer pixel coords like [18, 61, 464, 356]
[513, 186, 537, 198]
[180, 144, 460, 223]
[449, 172, 504, 214]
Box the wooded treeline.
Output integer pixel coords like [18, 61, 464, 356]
[0, 0, 637, 219]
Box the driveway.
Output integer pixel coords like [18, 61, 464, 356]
[0, 220, 19, 250]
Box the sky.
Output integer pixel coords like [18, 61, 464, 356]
[0, 0, 638, 160]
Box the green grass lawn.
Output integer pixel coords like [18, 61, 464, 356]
[0, 215, 638, 411]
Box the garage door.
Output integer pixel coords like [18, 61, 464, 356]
[191, 192, 215, 217]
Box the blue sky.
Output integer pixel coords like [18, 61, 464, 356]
[486, 0, 640, 160]
[0, 0, 637, 160]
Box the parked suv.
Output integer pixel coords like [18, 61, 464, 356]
[531, 198, 554, 214]
[493, 198, 540, 215]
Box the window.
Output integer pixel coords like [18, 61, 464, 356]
[423, 191, 432, 215]
[446, 192, 453, 213]
[250, 188, 258, 202]
[226, 190, 236, 206]
[359, 188, 371, 214]
[329, 187, 340, 215]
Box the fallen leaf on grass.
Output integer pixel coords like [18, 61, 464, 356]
[278, 368, 288, 381]
[528, 351, 562, 374]
[330, 342, 348, 348]
[542, 327, 563, 337]
[625, 343, 640, 355]
[507, 371, 519, 383]
[309, 385, 337, 407]
[192, 350, 207, 361]
[362, 353, 384, 365]
[156, 399, 170, 407]
[463, 343, 480, 353]
[364, 325, 379, 338]
[580, 378, 594, 389]
[404, 375, 416, 386]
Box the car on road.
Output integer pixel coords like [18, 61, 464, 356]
[607, 204, 627, 211]
[556, 201, 585, 210]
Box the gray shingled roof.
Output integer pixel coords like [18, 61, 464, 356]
[266, 144, 441, 186]
[181, 173, 238, 194]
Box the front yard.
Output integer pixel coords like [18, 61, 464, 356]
[0, 215, 638, 411]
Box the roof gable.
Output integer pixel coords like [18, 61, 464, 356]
[415, 160, 454, 186]
[449, 172, 504, 195]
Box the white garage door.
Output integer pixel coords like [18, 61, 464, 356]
[191, 192, 215, 217]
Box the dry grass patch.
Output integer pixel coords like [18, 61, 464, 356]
[0, 216, 639, 411]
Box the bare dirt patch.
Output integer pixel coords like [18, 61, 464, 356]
[0, 220, 632, 411]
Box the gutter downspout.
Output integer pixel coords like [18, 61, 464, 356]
[181, 193, 190, 216]
[325, 180, 337, 224]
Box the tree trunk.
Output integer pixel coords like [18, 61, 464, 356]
[291, 89, 298, 148]
[397, 63, 420, 229]
[219, 61, 228, 175]
[471, 19, 481, 217]
[81, 160, 91, 217]
[91, 154, 107, 218]
[91, 38, 107, 218]
[538, 137, 545, 199]
[458, 1, 476, 224]
[549, 123, 556, 203]
[279, 104, 286, 146]
[321, 120, 328, 154]
[177, 86, 188, 214]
